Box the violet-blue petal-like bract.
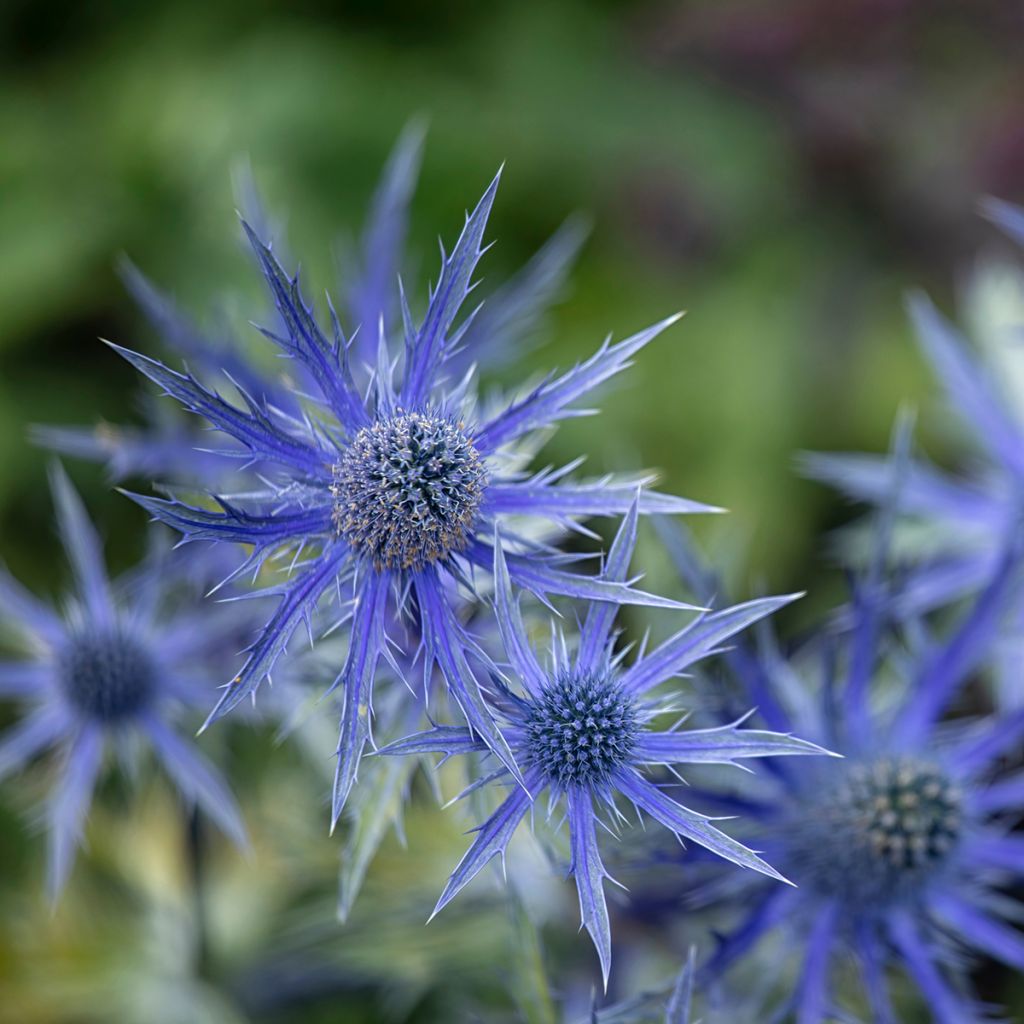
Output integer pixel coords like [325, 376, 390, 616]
[657, 511, 1024, 1024]
[377, 503, 829, 987]
[108, 162, 721, 829]
[0, 464, 248, 898]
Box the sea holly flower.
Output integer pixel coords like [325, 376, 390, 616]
[109, 166, 716, 826]
[801, 198, 1024, 701]
[662, 516, 1024, 1022]
[377, 504, 828, 986]
[0, 465, 247, 898]
[35, 125, 586, 487]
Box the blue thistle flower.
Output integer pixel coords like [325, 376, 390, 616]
[109, 164, 718, 827]
[0, 465, 247, 898]
[657, 513, 1024, 1022]
[377, 503, 828, 987]
[802, 198, 1024, 702]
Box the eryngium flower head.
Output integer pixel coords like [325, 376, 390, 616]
[330, 411, 486, 570]
[801, 197, 1024, 704]
[377, 505, 828, 987]
[783, 756, 964, 909]
[58, 626, 158, 720]
[522, 670, 639, 787]
[0, 465, 247, 898]
[658, 514, 1024, 1024]
[111, 164, 719, 827]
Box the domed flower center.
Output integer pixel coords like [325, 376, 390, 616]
[59, 629, 157, 721]
[524, 672, 639, 788]
[331, 412, 486, 571]
[787, 757, 963, 905]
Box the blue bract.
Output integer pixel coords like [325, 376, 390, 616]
[0, 465, 248, 898]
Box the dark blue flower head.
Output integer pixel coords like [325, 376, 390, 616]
[109, 161, 719, 828]
[58, 624, 158, 721]
[782, 754, 966, 917]
[658, 505, 1024, 1023]
[523, 669, 640, 788]
[0, 465, 248, 898]
[378, 503, 828, 988]
[330, 410, 487, 570]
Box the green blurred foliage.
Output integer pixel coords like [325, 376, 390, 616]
[2, 0, 1023, 1020]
